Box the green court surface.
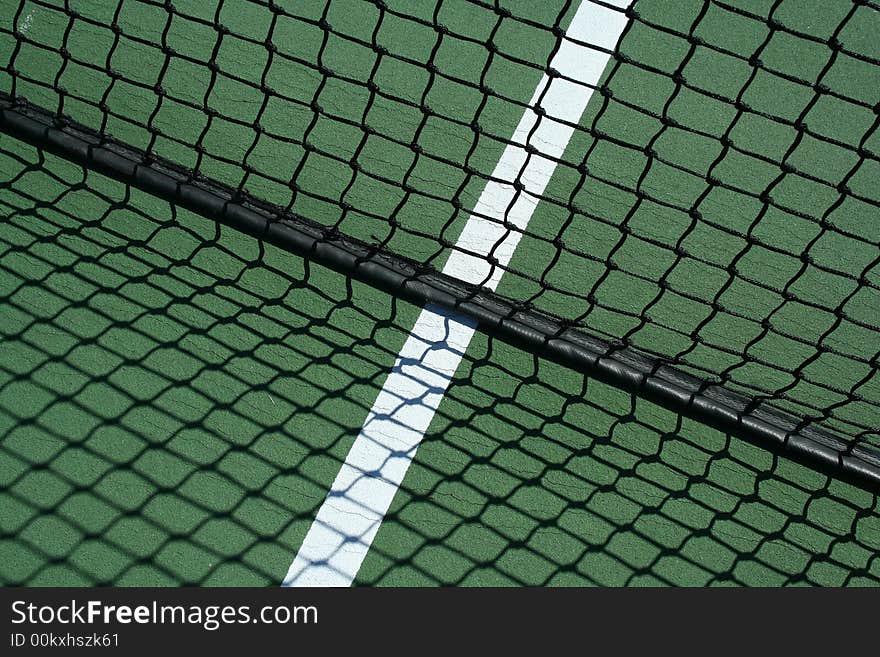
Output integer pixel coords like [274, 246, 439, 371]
[2, 138, 879, 586]
[1, 0, 879, 585]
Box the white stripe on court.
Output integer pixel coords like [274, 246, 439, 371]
[283, 0, 632, 587]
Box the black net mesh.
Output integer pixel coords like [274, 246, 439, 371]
[3, 0, 878, 461]
[2, 138, 879, 586]
[0, 2, 878, 502]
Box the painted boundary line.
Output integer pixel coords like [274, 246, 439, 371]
[283, 0, 632, 587]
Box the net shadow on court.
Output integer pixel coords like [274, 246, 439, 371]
[2, 140, 878, 586]
[2, 0, 878, 484]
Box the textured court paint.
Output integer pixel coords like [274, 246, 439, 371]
[285, 0, 633, 587]
[489, 0, 880, 440]
[5, 0, 875, 437]
[356, 330, 880, 586]
[2, 0, 880, 588]
[0, 0, 568, 586]
[17, 11, 34, 34]
[445, 0, 631, 290]
[283, 307, 476, 586]
[354, 0, 880, 586]
[0, 138, 424, 585]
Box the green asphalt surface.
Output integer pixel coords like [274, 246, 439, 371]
[1, 0, 879, 585]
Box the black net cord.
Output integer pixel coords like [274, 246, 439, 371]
[3, 94, 879, 489]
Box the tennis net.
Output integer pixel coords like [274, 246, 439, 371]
[1, 0, 878, 484]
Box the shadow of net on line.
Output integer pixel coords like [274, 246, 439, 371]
[1, 0, 878, 458]
[1, 140, 878, 586]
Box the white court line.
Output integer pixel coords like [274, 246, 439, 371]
[283, 0, 632, 587]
